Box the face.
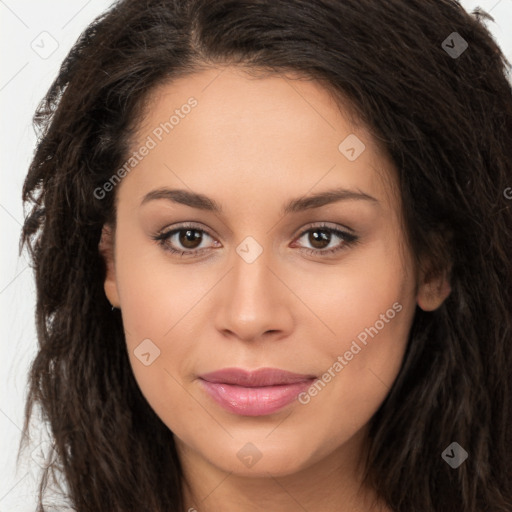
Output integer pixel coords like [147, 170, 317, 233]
[101, 66, 449, 479]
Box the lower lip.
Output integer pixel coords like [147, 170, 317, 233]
[199, 378, 315, 416]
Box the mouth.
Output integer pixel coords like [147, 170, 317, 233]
[198, 367, 316, 416]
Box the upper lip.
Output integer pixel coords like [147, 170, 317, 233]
[199, 367, 316, 387]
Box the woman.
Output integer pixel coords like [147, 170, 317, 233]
[19, 0, 512, 510]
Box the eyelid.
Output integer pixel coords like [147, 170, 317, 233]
[294, 221, 355, 238]
[291, 222, 358, 255]
[153, 222, 217, 249]
[155, 221, 214, 238]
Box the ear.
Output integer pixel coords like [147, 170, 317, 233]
[99, 224, 120, 308]
[416, 267, 451, 312]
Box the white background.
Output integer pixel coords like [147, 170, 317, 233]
[1, 0, 511, 510]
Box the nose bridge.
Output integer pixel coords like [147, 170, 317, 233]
[233, 238, 270, 298]
[214, 233, 292, 340]
[230, 235, 277, 312]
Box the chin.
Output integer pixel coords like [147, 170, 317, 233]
[204, 438, 316, 477]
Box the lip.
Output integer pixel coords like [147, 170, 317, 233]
[198, 367, 316, 416]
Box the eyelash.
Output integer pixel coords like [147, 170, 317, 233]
[152, 222, 359, 258]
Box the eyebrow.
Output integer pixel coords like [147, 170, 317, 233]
[140, 186, 379, 214]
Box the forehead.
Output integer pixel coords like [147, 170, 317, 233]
[120, 66, 398, 211]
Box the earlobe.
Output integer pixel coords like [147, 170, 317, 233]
[99, 224, 120, 308]
[416, 270, 451, 312]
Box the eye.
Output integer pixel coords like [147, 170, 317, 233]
[152, 223, 219, 257]
[292, 223, 359, 257]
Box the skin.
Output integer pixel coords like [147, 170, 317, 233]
[100, 65, 451, 512]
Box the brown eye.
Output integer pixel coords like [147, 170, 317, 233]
[293, 224, 358, 257]
[307, 228, 332, 249]
[178, 229, 203, 249]
[153, 223, 219, 257]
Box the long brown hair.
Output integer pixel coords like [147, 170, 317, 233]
[20, 0, 512, 510]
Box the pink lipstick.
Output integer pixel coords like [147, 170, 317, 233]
[198, 367, 316, 416]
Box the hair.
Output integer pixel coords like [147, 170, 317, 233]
[19, 0, 512, 510]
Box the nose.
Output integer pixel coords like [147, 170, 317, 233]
[213, 243, 294, 343]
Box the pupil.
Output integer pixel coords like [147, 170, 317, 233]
[310, 229, 330, 249]
[180, 229, 201, 249]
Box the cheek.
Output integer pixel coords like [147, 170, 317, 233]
[118, 268, 204, 411]
[292, 235, 414, 355]
[289, 237, 416, 410]
[111, 226, 205, 414]
[113, 223, 212, 341]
